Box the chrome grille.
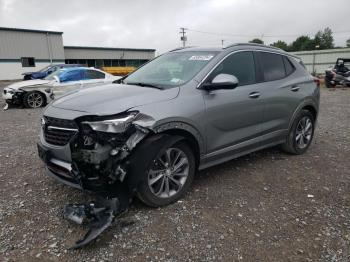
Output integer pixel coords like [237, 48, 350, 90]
[43, 116, 78, 146]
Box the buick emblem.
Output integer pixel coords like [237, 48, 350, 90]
[83, 135, 94, 146]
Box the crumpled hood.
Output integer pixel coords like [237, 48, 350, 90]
[51, 83, 179, 115]
[6, 79, 53, 91]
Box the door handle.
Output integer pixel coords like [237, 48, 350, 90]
[291, 86, 300, 92]
[249, 92, 260, 98]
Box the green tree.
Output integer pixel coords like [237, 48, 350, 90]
[290, 35, 314, 51]
[346, 38, 350, 48]
[314, 27, 334, 49]
[270, 40, 289, 51]
[249, 38, 264, 44]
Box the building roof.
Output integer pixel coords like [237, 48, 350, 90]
[64, 45, 156, 52]
[0, 27, 63, 35]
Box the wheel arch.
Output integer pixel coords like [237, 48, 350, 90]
[151, 122, 205, 169]
[23, 90, 47, 107]
[288, 99, 318, 131]
[302, 104, 317, 120]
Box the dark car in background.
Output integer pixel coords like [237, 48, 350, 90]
[324, 58, 350, 88]
[22, 64, 81, 80]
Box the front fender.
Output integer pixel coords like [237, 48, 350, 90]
[152, 121, 205, 155]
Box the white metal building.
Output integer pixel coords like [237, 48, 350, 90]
[64, 46, 154, 68]
[0, 27, 156, 80]
[0, 27, 65, 80]
[290, 48, 350, 74]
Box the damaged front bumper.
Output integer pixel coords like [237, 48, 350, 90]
[38, 111, 153, 192]
[2, 88, 23, 105]
[37, 111, 155, 248]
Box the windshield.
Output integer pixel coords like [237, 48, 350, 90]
[123, 51, 219, 88]
[44, 69, 65, 80]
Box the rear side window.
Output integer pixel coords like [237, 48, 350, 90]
[283, 56, 295, 76]
[208, 51, 256, 86]
[259, 52, 285, 81]
[85, 70, 105, 79]
[60, 70, 83, 82]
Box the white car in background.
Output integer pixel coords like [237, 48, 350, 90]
[2, 67, 120, 109]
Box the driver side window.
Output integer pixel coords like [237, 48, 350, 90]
[208, 51, 256, 86]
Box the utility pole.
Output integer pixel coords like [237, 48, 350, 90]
[180, 27, 187, 47]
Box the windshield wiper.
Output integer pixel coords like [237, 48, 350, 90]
[125, 82, 164, 90]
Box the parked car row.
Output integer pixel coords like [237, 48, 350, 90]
[3, 67, 120, 109]
[22, 64, 81, 80]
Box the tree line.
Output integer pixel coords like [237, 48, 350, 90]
[249, 27, 350, 52]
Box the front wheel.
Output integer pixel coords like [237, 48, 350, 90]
[281, 110, 315, 155]
[23, 91, 46, 108]
[134, 138, 196, 207]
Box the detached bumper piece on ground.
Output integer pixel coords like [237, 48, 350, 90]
[63, 197, 126, 249]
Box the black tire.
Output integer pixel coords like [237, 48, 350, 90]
[23, 91, 46, 108]
[129, 136, 196, 207]
[281, 110, 315, 155]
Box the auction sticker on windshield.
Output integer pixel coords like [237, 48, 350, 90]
[189, 55, 214, 61]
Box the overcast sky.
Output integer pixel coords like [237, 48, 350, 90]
[1, 0, 349, 54]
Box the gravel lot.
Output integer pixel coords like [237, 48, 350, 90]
[0, 81, 349, 262]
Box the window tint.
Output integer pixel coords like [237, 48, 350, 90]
[60, 70, 83, 82]
[260, 52, 286, 81]
[85, 70, 105, 79]
[208, 51, 255, 86]
[21, 57, 35, 67]
[283, 56, 295, 76]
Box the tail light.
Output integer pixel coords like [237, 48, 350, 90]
[313, 78, 320, 87]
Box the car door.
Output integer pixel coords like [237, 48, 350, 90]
[255, 52, 306, 140]
[52, 70, 83, 98]
[202, 51, 264, 157]
[81, 69, 106, 88]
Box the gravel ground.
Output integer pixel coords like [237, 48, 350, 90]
[0, 81, 349, 262]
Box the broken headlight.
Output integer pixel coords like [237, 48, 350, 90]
[82, 112, 138, 133]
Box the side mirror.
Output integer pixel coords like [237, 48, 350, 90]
[202, 74, 239, 90]
[53, 76, 60, 83]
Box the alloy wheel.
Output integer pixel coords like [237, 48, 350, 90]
[148, 147, 189, 198]
[295, 116, 313, 149]
[27, 93, 43, 108]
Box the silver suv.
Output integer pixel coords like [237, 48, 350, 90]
[38, 43, 320, 207]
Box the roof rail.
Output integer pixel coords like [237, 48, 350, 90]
[224, 43, 282, 51]
[169, 46, 196, 52]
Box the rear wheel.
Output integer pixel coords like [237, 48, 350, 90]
[134, 138, 196, 207]
[281, 110, 315, 155]
[23, 91, 45, 108]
